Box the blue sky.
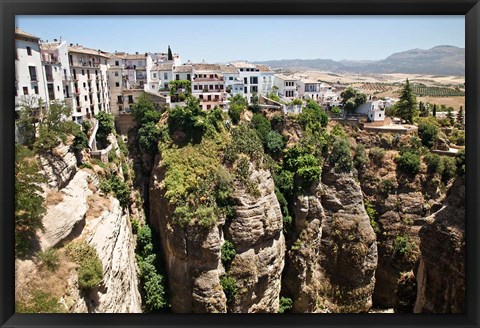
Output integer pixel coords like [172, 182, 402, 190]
[16, 16, 464, 63]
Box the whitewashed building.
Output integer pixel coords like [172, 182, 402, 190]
[295, 76, 322, 100]
[257, 64, 275, 95]
[221, 65, 243, 97]
[274, 74, 298, 99]
[230, 62, 260, 103]
[356, 100, 386, 122]
[68, 44, 111, 119]
[191, 63, 226, 110]
[15, 28, 48, 115]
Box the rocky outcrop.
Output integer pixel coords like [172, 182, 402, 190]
[70, 197, 142, 313]
[414, 177, 465, 313]
[149, 155, 227, 313]
[38, 144, 77, 190]
[283, 168, 378, 313]
[225, 167, 285, 313]
[149, 158, 285, 313]
[37, 170, 93, 251]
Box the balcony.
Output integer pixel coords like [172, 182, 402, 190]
[75, 89, 80, 95]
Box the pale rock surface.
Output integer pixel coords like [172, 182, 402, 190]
[38, 144, 77, 190]
[414, 177, 465, 313]
[225, 167, 285, 313]
[37, 170, 92, 251]
[70, 196, 142, 313]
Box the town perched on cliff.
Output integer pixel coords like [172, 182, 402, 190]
[15, 27, 465, 314]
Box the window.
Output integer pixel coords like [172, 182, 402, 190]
[250, 86, 258, 93]
[85, 96, 88, 101]
[83, 83, 86, 88]
[34, 86, 39, 95]
[23, 87, 29, 95]
[209, 85, 213, 90]
[244, 77, 247, 84]
[57, 86, 60, 91]
[128, 95, 134, 104]
[28, 66, 37, 81]
[176, 74, 180, 81]
[164, 73, 168, 80]
[152, 73, 157, 78]
[26, 47, 32, 56]
[117, 95, 123, 103]
[194, 85, 198, 90]
[187, 74, 191, 81]
[115, 71, 119, 77]
[115, 82, 120, 87]
[229, 76, 233, 81]
[250, 77, 258, 84]
[82, 69, 85, 75]
[115, 60, 119, 66]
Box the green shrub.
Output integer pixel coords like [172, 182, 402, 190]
[37, 248, 60, 272]
[220, 275, 238, 303]
[393, 235, 413, 258]
[441, 157, 456, 182]
[274, 168, 295, 197]
[282, 145, 321, 192]
[138, 121, 161, 154]
[265, 130, 285, 154]
[380, 178, 396, 195]
[353, 144, 368, 171]
[72, 128, 88, 152]
[15, 145, 46, 257]
[16, 290, 64, 313]
[251, 113, 272, 144]
[99, 175, 131, 209]
[417, 118, 439, 148]
[65, 242, 103, 291]
[221, 240, 236, 267]
[275, 188, 292, 234]
[224, 124, 264, 165]
[278, 297, 293, 313]
[131, 218, 140, 234]
[78, 258, 103, 290]
[329, 137, 353, 173]
[369, 147, 386, 165]
[95, 111, 115, 148]
[397, 152, 421, 175]
[299, 100, 329, 129]
[455, 149, 465, 176]
[364, 200, 379, 234]
[423, 153, 443, 174]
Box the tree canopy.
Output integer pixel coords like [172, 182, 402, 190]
[395, 79, 418, 124]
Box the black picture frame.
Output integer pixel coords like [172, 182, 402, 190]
[1, 1, 479, 327]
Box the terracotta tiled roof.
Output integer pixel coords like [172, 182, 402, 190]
[174, 65, 192, 73]
[154, 63, 174, 71]
[230, 61, 257, 69]
[40, 42, 61, 51]
[15, 28, 40, 40]
[68, 45, 110, 58]
[256, 64, 273, 72]
[122, 53, 147, 60]
[193, 63, 221, 71]
[220, 65, 238, 73]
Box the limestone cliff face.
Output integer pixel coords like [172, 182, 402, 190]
[70, 197, 142, 313]
[149, 158, 285, 313]
[225, 167, 285, 313]
[38, 144, 77, 190]
[284, 168, 377, 313]
[37, 170, 92, 251]
[149, 155, 227, 313]
[414, 177, 465, 313]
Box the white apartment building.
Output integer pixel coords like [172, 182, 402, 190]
[68, 44, 111, 119]
[296, 76, 322, 101]
[191, 63, 226, 110]
[221, 65, 244, 98]
[40, 41, 69, 108]
[230, 62, 260, 103]
[274, 74, 298, 99]
[356, 100, 385, 122]
[15, 28, 48, 115]
[155, 63, 174, 89]
[257, 65, 275, 95]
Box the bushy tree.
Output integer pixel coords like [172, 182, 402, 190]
[34, 100, 78, 152]
[221, 240, 236, 267]
[397, 151, 421, 175]
[456, 106, 465, 130]
[265, 130, 285, 153]
[417, 117, 439, 148]
[17, 97, 44, 147]
[299, 100, 328, 129]
[455, 149, 465, 176]
[329, 137, 353, 173]
[138, 121, 161, 154]
[395, 79, 418, 124]
[131, 93, 160, 125]
[15, 144, 46, 257]
[228, 94, 247, 124]
[340, 87, 367, 114]
[95, 110, 115, 148]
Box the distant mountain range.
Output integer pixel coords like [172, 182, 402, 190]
[253, 46, 464, 76]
